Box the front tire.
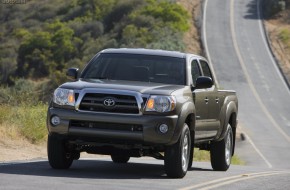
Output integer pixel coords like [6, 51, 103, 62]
[210, 124, 233, 171]
[47, 134, 73, 169]
[188, 144, 194, 170]
[164, 123, 191, 178]
[188, 131, 195, 169]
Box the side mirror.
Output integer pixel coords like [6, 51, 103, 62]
[195, 76, 213, 89]
[66, 68, 79, 80]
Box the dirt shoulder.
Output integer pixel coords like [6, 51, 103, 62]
[0, 136, 47, 162]
[177, 0, 202, 54]
[263, 11, 290, 86]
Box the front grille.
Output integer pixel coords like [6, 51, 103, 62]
[70, 120, 143, 132]
[79, 93, 139, 114]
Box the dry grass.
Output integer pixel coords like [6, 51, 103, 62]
[0, 103, 48, 161]
[279, 28, 290, 48]
[0, 103, 47, 144]
[177, 0, 202, 54]
[264, 9, 290, 85]
[194, 149, 245, 165]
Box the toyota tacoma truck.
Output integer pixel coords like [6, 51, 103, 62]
[47, 48, 238, 178]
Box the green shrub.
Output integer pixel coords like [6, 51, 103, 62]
[0, 104, 13, 124]
[0, 102, 47, 144]
[14, 103, 48, 144]
[0, 80, 48, 143]
[140, 0, 190, 32]
[279, 28, 290, 48]
[263, 0, 286, 18]
[0, 0, 191, 86]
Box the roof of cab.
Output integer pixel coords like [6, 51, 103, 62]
[100, 48, 204, 59]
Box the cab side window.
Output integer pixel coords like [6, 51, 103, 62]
[200, 60, 213, 79]
[191, 60, 201, 86]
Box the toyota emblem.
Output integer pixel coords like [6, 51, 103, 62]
[103, 98, 116, 107]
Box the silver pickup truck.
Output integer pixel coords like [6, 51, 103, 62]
[47, 48, 238, 178]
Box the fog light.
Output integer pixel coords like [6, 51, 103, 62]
[51, 116, 60, 126]
[159, 124, 168, 134]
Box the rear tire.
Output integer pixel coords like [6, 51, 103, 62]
[111, 155, 130, 163]
[164, 123, 191, 178]
[47, 134, 73, 169]
[210, 124, 233, 171]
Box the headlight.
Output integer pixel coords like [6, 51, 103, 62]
[53, 88, 75, 106]
[145, 95, 176, 112]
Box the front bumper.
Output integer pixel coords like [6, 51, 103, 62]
[47, 107, 179, 145]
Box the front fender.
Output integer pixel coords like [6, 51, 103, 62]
[169, 101, 195, 145]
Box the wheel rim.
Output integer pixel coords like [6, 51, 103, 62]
[182, 134, 189, 171]
[225, 129, 232, 166]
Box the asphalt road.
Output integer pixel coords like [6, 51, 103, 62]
[1, 0, 290, 189]
[204, 0, 290, 169]
[0, 157, 290, 190]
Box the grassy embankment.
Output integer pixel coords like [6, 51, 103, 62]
[263, 0, 290, 84]
[0, 80, 47, 144]
[279, 28, 290, 49]
[0, 103, 47, 144]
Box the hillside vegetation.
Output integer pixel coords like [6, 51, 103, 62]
[0, 0, 190, 90]
[0, 0, 191, 143]
[263, 0, 290, 84]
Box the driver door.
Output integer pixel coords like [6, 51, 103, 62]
[191, 59, 210, 139]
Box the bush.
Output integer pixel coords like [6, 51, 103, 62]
[279, 28, 290, 48]
[146, 27, 185, 51]
[263, 0, 286, 18]
[104, 0, 142, 32]
[15, 103, 48, 144]
[0, 79, 37, 105]
[0, 78, 54, 104]
[0, 81, 48, 144]
[0, 104, 13, 124]
[0, 103, 47, 144]
[140, 0, 190, 32]
[0, 0, 190, 86]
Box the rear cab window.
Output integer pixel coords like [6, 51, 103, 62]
[200, 60, 213, 80]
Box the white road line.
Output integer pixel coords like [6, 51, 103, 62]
[243, 133, 272, 168]
[198, 171, 290, 190]
[202, 0, 278, 169]
[257, 0, 290, 95]
[229, 0, 290, 146]
[202, 0, 219, 87]
[179, 171, 290, 190]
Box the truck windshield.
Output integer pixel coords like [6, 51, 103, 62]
[81, 53, 186, 85]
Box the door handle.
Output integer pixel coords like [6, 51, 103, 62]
[215, 97, 219, 103]
[205, 97, 209, 104]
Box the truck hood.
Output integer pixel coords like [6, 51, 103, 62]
[59, 79, 184, 95]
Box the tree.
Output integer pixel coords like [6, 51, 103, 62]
[17, 31, 52, 78]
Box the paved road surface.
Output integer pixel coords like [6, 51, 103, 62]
[204, 0, 290, 170]
[1, 0, 290, 189]
[0, 157, 290, 190]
